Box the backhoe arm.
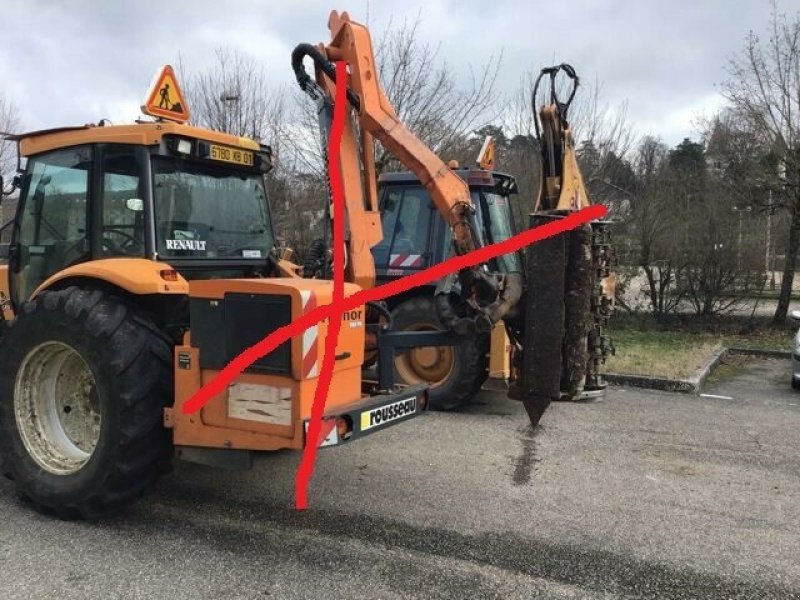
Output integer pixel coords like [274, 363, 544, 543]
[292, 10, 519, 333]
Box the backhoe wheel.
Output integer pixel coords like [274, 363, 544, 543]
[0, 287, 173, 519]
[391, 296, 489, 411]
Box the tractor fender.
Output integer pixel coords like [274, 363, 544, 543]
[31, 258, 189, 299]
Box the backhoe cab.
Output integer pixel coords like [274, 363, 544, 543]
[0, 68, 426, 519]
[372, 166, 520, 409]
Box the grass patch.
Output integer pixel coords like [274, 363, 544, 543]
[606, 329, 791, 379]
[705, 354, 751, 385]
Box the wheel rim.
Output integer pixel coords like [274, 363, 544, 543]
[394, 323, 455, 388]
[14, 341, 102, 475]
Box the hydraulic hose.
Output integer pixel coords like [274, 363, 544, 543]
[531, 63, 579, 141]
[291, 43, 361, 111]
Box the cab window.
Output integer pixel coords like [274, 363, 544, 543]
[13, 146, 90, 303]
[101, 145, 146, 257]
[374, 185, 432, 268]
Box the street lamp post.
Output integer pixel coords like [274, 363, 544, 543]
[732, 205, 751, 271]
[767, 190, 775, 290]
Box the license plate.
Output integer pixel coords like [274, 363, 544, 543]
[209, 144, 254, 167]
[360, 397, 418, 431]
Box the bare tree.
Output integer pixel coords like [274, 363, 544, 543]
[677, 175, 763, 316]
[185, 48, 285, 142]
[372, 16, 502, 171]
[721, 5, 800, 323]
[624, 136, 686, 316]
[0, 94, 20, 190]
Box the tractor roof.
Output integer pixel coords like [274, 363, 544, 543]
[378, 168, 516, 188]
[16, 121, 260, 158]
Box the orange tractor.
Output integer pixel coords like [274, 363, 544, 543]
[0, 11, 610, 518]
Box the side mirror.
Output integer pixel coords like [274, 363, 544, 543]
[790, 310, 800, 322]
[126, 198, 144, 212]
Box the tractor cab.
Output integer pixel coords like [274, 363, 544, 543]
[373, 167, 521, 284]
[0, 61, 429, 520]
[5, 122, 275, 309]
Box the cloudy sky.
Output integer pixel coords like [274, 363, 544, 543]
[1, 0, 798, 147]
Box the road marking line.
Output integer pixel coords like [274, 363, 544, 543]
[700, 393, 734, 400]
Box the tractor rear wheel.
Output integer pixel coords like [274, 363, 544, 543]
[391, 296, 489, 410]
[0, 287, 173, 519]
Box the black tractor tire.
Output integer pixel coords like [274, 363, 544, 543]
[0, 287, 173, 519]
[391, 296, 489, 411]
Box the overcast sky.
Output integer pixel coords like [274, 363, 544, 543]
[2, 0, 799, 147]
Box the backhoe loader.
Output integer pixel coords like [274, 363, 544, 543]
[293, 13, 614, 420]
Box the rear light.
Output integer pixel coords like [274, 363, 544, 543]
[336, 416, 352, 439]
[159, 269, 179, 282]
[418, 391, 429, 411]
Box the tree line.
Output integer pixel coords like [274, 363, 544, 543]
[1, 9, 799, 323]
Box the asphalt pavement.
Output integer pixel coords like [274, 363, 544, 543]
[1, 358, 798, 599]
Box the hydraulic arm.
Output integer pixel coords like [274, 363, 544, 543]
[291, 11, 522, 335]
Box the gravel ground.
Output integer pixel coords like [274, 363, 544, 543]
[1, 357, 798, 599]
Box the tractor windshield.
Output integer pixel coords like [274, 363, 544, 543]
[153, 158, 273, 260]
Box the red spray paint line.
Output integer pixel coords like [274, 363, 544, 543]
[180, 202, 605, 417]
[294, 61, 347, 510]
[178, 64, 608, 508]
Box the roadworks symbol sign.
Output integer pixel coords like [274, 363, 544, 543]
[142, 64, 190, 123]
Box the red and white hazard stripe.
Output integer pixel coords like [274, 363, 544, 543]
[300, 290, 318, 378]
[304, 418, 338, 447]
[389, 254, 423, 268]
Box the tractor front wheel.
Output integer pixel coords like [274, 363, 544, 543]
[0, 287, 173, 519]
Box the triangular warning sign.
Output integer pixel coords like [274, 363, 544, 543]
[142, 65, 190, 123]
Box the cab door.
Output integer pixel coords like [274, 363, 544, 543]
[9, 146, 91, 307]
[373, 184, 434, 276]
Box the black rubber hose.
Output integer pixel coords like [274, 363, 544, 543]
[302, 238, 327, 279]
[291, 43, 361, 111]
[366, 301, 392, 328]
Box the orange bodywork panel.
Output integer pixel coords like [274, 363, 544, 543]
[535, 105, 592, 212]
[320, 10, 477, 267]
[19, 121, 259, 158]
[30, 258, 189, 299]
[0, 265, 12, 320]
[316, 70, 382, 291]
[171, 278, 366, 451]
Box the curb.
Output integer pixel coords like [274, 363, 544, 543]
[604, 372, 697, 393]
[606, 346, 790, 394]
[726, 347, 792, 359]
